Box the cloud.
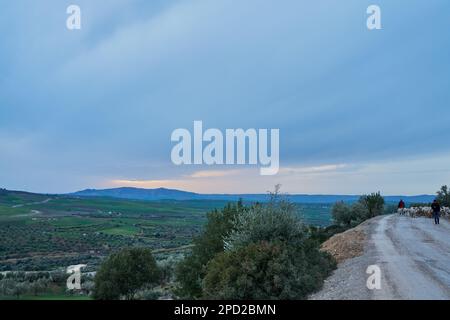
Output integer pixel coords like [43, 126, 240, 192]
[1, 1, 450, 194]
[189, 169, 244, 178]
[279, 164, 348, 175]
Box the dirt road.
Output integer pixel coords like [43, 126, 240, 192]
[372, 214, 450, 299]
[11, 198, 52, 208]
[310, 214, 450, 300]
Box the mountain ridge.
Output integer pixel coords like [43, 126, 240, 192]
[70, 187, 436, 204]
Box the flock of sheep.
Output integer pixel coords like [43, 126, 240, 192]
[397, 206, 450, 218]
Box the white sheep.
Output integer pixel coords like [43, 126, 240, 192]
[397, 206, 449, 218]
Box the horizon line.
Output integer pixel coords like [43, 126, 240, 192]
[2, 186, 437, 198]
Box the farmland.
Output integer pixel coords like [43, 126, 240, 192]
[0, 190, 333, 272]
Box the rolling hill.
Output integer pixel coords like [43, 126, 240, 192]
[71, 187, 436, 204]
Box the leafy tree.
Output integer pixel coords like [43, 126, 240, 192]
[93, 247, 161, 300]
[436, 185, 450, 207]
[331, 201, 368, 227]
[331, 201, 353, 227]
[331, 192, 384, 228]
[203, 191, 335, 300]
[359, 192, 384, 218]
[350, 201, 370, 222]
[175, 201, 243, 298]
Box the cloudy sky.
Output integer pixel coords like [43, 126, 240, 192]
[1, 0, 450, 195]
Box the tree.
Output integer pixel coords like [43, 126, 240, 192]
[331, 201, 353, 227]
[331, 201, 369, 227]
[350, 201, 370, 222]
[359, 192, 384, 218]
[203, 191, 335, 300]
[93, 248, 161, 300]
[436, 185, 450, 207]
[175, 201, 243, 298]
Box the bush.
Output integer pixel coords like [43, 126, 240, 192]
[225, 195, 304, 250]
[203, 190, 335, 300]
[203, 240, 335, 300]
[134, 287, 162, 300]
[332, 201, 368, 227]
[308, 225, 348, 244]
[436, 185, 450, 207]
[331, 201, 354, 227]
[332, 192, 384, 227]
[158, 255, 180, 284]
[175, 202, 243, 298]
[359, 192, 384, 218]
[93, 247, 161, 300]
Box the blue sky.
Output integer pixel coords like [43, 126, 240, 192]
[1, 0, 450, 195]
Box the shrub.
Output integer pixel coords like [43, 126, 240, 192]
[158, 255, 180, 284]
[93, 247, 161, 300]
[175, 202, 243, 298]
[225, 195, 304, 250]
[308, 225, 348, 244]
[359, 192, 384, 218]
[332, 192, 384, 227]
[204, 190, 335, 300]
[332, 201, 368, 227]
[134, 288, 161, 300]
[436, 185, 450, 207]
[203, 240, 335, 300]
[331, 201, 354, 227]
[350, 201, 370, 223]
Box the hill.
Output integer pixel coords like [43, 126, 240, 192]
[71, 187, 435, 204]
[72, 187, 197, 201]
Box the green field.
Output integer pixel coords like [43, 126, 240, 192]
[0, 190, 332, 272]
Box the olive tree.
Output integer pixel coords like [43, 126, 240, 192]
[93, 247, 161, 300]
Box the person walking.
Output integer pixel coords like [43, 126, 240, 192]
[431, 199, 441, 225]
[397, 199, 405, 215]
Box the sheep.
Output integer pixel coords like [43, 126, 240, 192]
[397, 206, 449, 218]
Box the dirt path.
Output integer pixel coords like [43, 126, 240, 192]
[310, 214, 450, 300]
[11, 198, 52, 208]
[372, 215, 450, 299]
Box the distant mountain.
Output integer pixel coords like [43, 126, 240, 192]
[71, 187, 198, 201]
[70, 187, 436, 204]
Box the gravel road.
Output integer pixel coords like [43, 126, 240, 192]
[310, 214, 450, 300]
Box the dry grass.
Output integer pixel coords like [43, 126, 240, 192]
[320, 224, 367, 264]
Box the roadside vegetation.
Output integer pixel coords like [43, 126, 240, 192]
[0, 270, 93, 300]
[306, 192, 389, 251]
[175, 187, 336, 300]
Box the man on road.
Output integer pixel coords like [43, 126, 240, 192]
[397, 199, 405, 215]
[431, 199, 441, 225]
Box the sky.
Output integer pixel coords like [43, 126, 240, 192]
[1, 0, 450, 195]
